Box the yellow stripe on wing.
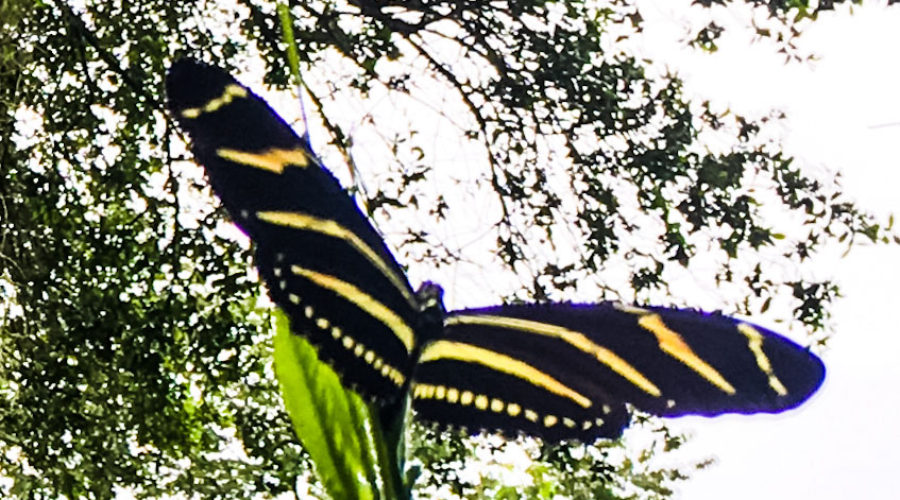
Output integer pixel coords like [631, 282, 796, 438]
[180, 84, 248, 118]
[291, 265, 415, 354]
[217, 147, 309, 173]
[637, 314, 736, 394]
[737, 323, 789, 396]
[445, 314, 662, 397]
[257, 211, 416, 307]
[419, 340, 593, 409]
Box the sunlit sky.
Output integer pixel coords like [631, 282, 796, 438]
[630, 2, 900, 499]
[109, 1, 900, 498]
[246, 2, 900, 498]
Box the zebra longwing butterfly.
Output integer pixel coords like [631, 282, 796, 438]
[166, 59, 824, 442]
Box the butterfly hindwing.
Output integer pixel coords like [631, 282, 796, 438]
[413, 303, 824, 441]
[166, 59, 419, 402]
[412, 332, 632, 441]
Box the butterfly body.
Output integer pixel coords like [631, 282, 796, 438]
[166, 59, 825, 442]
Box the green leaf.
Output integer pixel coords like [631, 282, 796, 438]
[273, 309, 397, 499]
[278, 2, 302, 92]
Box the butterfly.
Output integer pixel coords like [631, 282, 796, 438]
[166, 59, 824, 442]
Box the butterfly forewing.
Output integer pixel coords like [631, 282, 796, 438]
[413, 302, 824, 441]
[625, 305, 826, 416]
[166, 59, 419, 401]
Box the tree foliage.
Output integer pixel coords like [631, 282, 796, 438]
[0, 0, 893, 498]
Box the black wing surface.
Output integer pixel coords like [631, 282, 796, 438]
[166, 59, 419, 401]
[412, 302, 824, 442]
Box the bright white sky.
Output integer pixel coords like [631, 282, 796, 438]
[8, 2, 896, 499]
[630, 2, 900, 499]
[137, 2, 900, 498]
[227, 2, 900, 497]
[266, 3, 900, 497]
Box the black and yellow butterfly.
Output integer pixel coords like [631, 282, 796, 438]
[166, 59, 825, 442]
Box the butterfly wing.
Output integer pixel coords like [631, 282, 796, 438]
[166, 59, 419, 401]
[165, 59, 826, 442]
[412, 302, 824, 442]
